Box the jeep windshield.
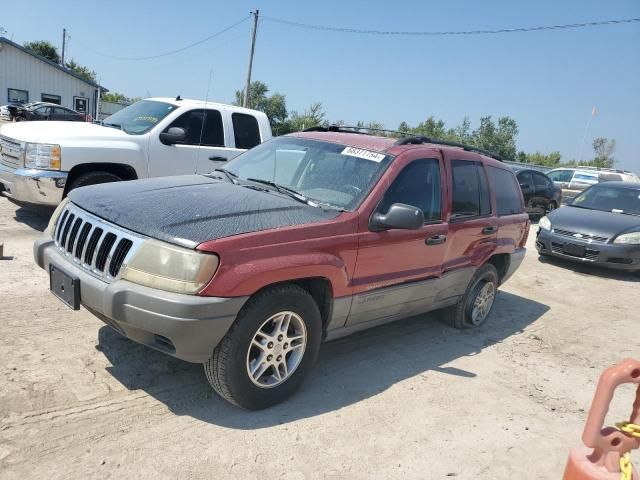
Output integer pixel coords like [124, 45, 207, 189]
[223, 137, 393, 211]
[102, 100, 178, 134]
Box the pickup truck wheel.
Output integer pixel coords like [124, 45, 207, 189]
[442, 263, 498, 329]
[68, 171, 122, 191]
[204, 284, 322, 409]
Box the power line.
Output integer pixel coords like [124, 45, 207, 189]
[262, 16, 640, 36]
[74, 16, 250, 60]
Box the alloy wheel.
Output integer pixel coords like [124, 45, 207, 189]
[471, 282, 496, 325]
[246, 311, 307, 388]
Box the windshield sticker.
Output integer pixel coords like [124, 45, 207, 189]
[341, 146, 385, 163]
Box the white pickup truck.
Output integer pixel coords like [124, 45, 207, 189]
[0, 97, 272, 206]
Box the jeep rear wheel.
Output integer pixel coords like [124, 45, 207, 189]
[442, 263, 499, 329]
[204, 284, 322, 409]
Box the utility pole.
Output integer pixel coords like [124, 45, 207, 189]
[61, 28, 67, 66]
[242, 10, 259, 108]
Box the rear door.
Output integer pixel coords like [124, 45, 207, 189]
[532, 171, 553, 211]
[442, 155, 497, 275]
[348, 154, 448, 325]
[517, 171, 534, 211]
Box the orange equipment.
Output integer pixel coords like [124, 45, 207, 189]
[563, 358, 640, 480]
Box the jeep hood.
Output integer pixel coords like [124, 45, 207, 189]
[0, 121, 129, 144]
[68, 175, 341, 248]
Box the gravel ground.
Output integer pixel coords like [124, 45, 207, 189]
[0, 195, 638, 479]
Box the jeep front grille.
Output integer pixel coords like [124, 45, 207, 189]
[53, 203, 144, 281]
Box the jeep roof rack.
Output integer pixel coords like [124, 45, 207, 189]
[301, 125, 504, 162]
[394, 136, 504, 162]
[302, 125, 410, 137]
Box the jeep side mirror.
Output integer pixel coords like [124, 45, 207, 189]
[370, 203, 424, 231]
[160, 127, 187, 145]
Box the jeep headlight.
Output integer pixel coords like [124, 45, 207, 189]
[47, 197, 70, 235]
[538, 216, 551, 231]
[121, 240, 219, 294]
[25, 142, 61, 170]
[613, 232, 640, 245]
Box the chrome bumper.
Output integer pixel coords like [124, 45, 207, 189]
[0, 164, 67, 206]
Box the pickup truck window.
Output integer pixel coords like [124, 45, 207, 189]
[166, 109, 224, 147]
[102, 100, 178, 134]
[232, 113, 261, 149]
[378, 159, 441, 221]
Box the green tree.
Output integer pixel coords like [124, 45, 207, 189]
[234, 81, 288, 134]
[591, 137, 616, 168]
[65, 59, 96, 82]
[471, 116, 518, 160]
[519, 151, 562, 167]
[24, 40, 60, 63]
[101, 92, 136, 103]
[284, 102, 326, 133]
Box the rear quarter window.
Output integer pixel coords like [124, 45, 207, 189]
[487, 166, 524, 216]
[232, 113, 261, 149]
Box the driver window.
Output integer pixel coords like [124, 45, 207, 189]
[165, 109, 224, 146]
[378, 159, 441, 221]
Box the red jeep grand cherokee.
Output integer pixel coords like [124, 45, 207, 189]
[35, 128, 529, 409]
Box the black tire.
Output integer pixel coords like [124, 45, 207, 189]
[68, 171, 122, 192]
[204, 284, 322, 409]
[442, 263, 499, 329]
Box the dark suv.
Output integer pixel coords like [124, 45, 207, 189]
[35, 129, 529, 409]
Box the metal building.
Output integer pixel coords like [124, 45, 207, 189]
[0, 37, 104, 118]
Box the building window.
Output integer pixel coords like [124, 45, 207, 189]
[41, 93, 61, 105]
[74, 96, 88, 113]
[8, 88, 29, 104]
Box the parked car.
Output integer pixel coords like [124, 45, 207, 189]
[0, 97, 272, 206]
[547, 167, 640, 203]
[536, 181, 640, 271]
[511, 166, 562, 216]
[0, 102, 87, 122]
[34, 128, 529, 409]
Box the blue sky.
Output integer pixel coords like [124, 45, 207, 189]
[5, 0, 640, 170]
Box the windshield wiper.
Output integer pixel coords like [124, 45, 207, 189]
[213, 168, 238, 184]
[102, 122, 122, 130]
[568, 204, 593, 210]
[245, 178, 313, 206]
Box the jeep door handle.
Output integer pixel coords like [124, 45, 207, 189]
[482, 226, 497, 235]
[209, 156, 227, 161]
[426, 235, 447, 245]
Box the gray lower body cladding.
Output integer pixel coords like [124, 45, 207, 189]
[35, 236, 248, 363]
[536, 229, 640, 271]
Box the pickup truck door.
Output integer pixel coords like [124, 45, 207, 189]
[149, 108, 235, 177]
[196, 110, 263, 173]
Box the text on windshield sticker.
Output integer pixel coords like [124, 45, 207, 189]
[341, 146, 385, 163]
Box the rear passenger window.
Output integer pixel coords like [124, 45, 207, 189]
[488, 166, 524, 216]
[378, 159, 441, 221]
[451, 161, 491, 219]
[232, 113, 261, 149]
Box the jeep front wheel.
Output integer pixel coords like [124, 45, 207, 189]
[204, 284, 322, 409]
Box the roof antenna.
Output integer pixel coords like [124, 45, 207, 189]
[175, 95, 182, 101]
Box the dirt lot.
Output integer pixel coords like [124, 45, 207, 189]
[0, 196, 638, 480]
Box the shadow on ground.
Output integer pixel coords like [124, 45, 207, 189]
[97, 291, 549, 428]
[13, 205, 53, 232]
[538, 254, 639, 282]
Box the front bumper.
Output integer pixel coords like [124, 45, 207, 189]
[0, 164, 67, 206]
[34, 236, 248, 363]
[536, 228, 640, 271]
